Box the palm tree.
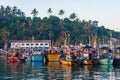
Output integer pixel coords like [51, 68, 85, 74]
[58, 9, 65, 46]
[69, 13, 77, 44]
[0, 28, 9, 50]
[0, 6, 5, 15]
[69, 13, 77, 21]
[12, 6, 17, 15]
[5, 6, 11, 16]
[21, 12, 25, 17]
[83, 21, 91, 44]
[17, 9, 22, 17]
[48, 8, 52, 16]
[58, 9, 65, 19]
[58, 9, 65, 31]
[31, 8, 38, 17]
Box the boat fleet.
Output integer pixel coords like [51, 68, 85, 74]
[1, 43, 120, 66]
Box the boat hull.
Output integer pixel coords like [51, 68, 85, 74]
[114, 53, 120, 64]
[47, 54, 60, 61]
[98, 59, 113, 65]
[82, 59, 93, 65]
[60, 59, 77, 65]
[30, 55, 44, 61]
[8, 57, 18, 63]
[113, 59, 120, 64]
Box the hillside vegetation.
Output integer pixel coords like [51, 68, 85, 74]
[0, 6, 120, 48]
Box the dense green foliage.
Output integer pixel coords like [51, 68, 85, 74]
[0, 6, 120, 48]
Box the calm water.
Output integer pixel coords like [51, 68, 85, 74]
[0, 56, 120, 80]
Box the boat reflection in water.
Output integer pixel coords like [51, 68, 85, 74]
[113, 65, 120, 80]
[47, 62, 62, 80]
[30, 61, 44, 68]
[29, 61, 45, 80]
[1, 56, 120, 80]
[94, 65, 115, 80]
[62, 64, 72, 80]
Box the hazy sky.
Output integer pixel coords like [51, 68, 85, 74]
[0, 0, 120, 31]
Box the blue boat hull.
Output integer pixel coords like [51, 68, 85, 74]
[30, 55, 44, 61]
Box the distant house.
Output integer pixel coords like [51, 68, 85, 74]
[10, 40, 51, 49]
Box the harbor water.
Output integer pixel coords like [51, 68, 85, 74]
[0, 56, 120, 80]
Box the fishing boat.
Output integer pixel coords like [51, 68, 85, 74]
[6, 48, 29, 63]
[30, 47, 46, 62]
[7, 56, 19, 63]
[81, 45, 97, 65]
[6, 48, 19, 63]
[60, 46, 78, 65]
[60, 59, 77, 65]
[46, 48, 60, 61]
[113, 47, 120, 64]
[97, 45, 114, 65]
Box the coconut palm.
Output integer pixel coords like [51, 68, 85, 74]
[69, 13, 77, 21]
[0, 6, 5, 16]
[48, 8, 52, 16]
[17, 9, 22, 17]
[31, 8, 38, 17]
[5, 6, 11, 16]
[0, 28, 9, 50]
[83, 21, 92, 44]
[58, 9, 65, 31]
[12, 6, 17, 15]
[58, 9, 65, 19]
[58, 9, 65, 46]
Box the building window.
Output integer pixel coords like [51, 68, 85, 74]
[36, 43, 39, 45]
[40, 43, 43, 45]
[45, 43, 48, 45]
[26, 44, 29, 46]
[31, 44, 34, 45]
[22, 44, 24, 46]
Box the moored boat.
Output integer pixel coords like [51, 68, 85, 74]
[6, 48, 29, 63]
[97, 45, 114, 65]
[47, 53, 60, 61]
[7, 56, 19, 63]
[81, 45, 97, 65]
[60, 45, 78, 65]
[46, 48, 60, 61]
[113, 47, 120, 64]
[98, 58, 114, 65]
[60, 59, 77, 65]
[30, 47, 46, 62]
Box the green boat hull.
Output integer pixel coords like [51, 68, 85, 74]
[98, 59, 114, 65]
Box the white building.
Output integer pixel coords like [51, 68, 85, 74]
[10, 40, 51, 49]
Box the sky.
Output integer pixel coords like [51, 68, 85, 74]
[0, 0, 120, 31]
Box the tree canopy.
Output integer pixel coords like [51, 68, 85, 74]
[0, 5, 120, 48]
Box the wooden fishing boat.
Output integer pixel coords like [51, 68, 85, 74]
[30, 55, 45, 61]
[113, 47, 120, 64]
[97, 45, 114, 65]
[60, 59, 77, 65]
[8, 57, 19, 63]
[6, 49, 19, 63]
[47, 53, 60, 61]
[98, 58, 114, 65]
[46, 48, 60, 61]
[30, 47, 46, 62]
[82, 59, 93, 65]
[81, 45, 96, 65]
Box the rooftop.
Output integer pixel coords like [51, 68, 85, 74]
[10, 40, 51, 43]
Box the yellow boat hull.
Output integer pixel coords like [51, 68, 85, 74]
[47, 53, 60, 61]
[60, 59, 76, 65]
